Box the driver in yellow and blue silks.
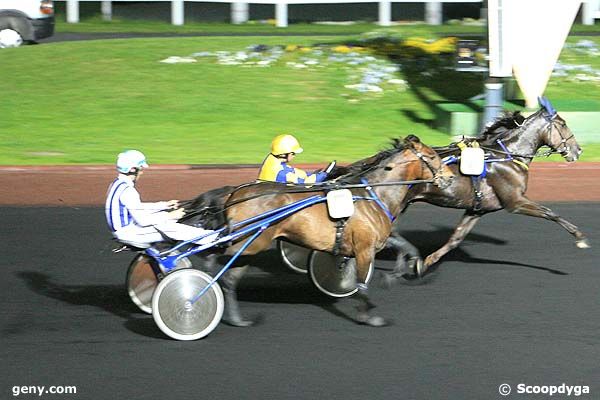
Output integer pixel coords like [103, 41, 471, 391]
[258, 134, 328, 184]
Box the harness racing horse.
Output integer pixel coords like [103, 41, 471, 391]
[184, 136, 453, 327]
[402, 98, 586, 274]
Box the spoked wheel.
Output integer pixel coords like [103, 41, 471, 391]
[126, 254, 191, 314]
[152, 269, 224, 341]
[278, 240, 311, 274]
[308, 251, 373, 298]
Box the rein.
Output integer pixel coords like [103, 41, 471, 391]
[181, 176, 437, 221]
[222, 142, 444, 212]
[221, 177, 437, 212]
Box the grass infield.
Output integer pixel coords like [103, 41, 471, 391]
[1, 22, 599, 164]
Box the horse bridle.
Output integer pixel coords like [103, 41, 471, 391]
[544, 114, 576, 158]
[406, 143, 447, 187]
[477, 111, 576, 161]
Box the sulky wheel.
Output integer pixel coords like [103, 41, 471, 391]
[152, 269, 224, 341]
[126, 253, 191, 314]
[278, 240, 312, 274]
[308, 251, 373, 298]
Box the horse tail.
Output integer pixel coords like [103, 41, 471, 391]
[180, 185, 237, 230]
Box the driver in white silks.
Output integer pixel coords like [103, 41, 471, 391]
[105, 150, 218, 249]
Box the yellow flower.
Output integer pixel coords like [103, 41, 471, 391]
[401, 36, 457, 55]
[285, 44, 298, 52]
[333, 45, 352, 53]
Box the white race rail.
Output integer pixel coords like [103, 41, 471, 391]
[58, 1, 483, 27]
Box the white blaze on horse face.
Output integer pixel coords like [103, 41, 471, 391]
[551, 120, 580, 162]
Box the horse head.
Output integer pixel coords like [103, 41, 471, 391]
[538, 97, 582, 162]
[403, 135, 454, 189]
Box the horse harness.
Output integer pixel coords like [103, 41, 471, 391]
[328, 145, 444, 257]
[212, 142, 445, 260]
[442, 110, 573, 212]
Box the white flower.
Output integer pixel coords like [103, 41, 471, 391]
[388, 79, 407, 85]
[159, 56, 197, 64]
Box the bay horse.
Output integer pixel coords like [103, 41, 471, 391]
[183, 136, 453, 327]
[400, 99, 586, 274]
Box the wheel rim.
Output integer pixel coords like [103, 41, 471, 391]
[278, 240, 311, 274]
[126, 254, 192, 314]
[0, 29, 23, 48]
[152, 269, 224, 341]
[126, 255, 159, 314]
[308, 251, 373, 298]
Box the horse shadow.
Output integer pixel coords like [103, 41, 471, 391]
[384, 227, 569, 276]
[228, 249, 336, 304]
[15, 271, 167, 339]
[14, 226, 568, 338]
[219, 250, 374, 325]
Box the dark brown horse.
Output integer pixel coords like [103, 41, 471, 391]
[399, 102, 586, 274]
[184, 136, 453, 327]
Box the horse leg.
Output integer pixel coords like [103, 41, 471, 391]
[194, 252, 219, 273]
[353, 250, 387, 327]
[506, 198, 590, 248]
[214, 257, 254, 327]
[423, 211, 482, 270]
[381, 235, 423, 285]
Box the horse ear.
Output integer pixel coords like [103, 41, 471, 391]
[537, 96, 545, 107]
[538, 96, 557, 117]
[514, 111, 525, 125]
[405, 134, 421, 143]
[391, 138, 402, 149]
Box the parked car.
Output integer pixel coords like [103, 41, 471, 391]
[0, 0, 54, 48]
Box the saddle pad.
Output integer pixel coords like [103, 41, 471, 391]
[460, 147, 485, 176]
[326, 189, 354, 219]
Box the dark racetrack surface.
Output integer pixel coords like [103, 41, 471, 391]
[2, 204, 599, 399]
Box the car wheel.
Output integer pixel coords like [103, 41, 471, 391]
[0, 28, 24, 48]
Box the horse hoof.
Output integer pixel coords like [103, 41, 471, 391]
[357, 313, 387, 327]
[222, 316, 254, 327]
[412, 257, 426, 277]
[379, 273, 396, 289]
[576, 239, 590, 249]
[367, 316, 387, 327]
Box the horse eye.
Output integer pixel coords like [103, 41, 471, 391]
[384, 165, 393, 171]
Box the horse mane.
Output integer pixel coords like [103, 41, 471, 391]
[332, 136, 413, 182]
[179, 185, 239, 229]
[480, 111, 526, 137]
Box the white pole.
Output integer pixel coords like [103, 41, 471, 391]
[101, 1, 112, 22]
[231, 2, 249, 24]
[276, 2, 288, 28]
[488, 0, 512, 77]
[66, 0, 80, 24]
[378, 1, 391, 26]
[425, 2, 442, 25]
[171, 0, 184, 26]
[582, 0, 599, 25]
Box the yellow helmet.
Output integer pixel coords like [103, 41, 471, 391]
[271, 134, 303, 156]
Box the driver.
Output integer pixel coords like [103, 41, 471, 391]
[105, 150, 218, 249]
[258, 134, 329, 184]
